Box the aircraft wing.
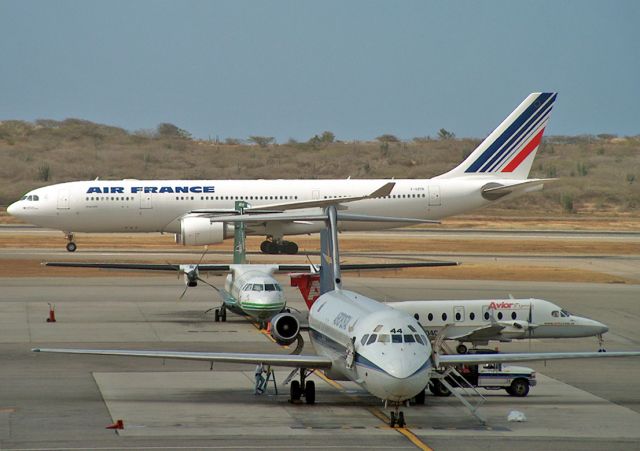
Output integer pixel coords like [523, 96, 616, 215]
[209, 211, 438, 225]
[445, 323, 505, 341]
[32, 348, 332, 368]
[275, 261, 458, 272]
[186, 182, 396, 216]
[437, 351, 640, 366]
[44, 262, 232, 273]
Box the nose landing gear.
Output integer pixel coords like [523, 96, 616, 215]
[389, 403, 406, 428]
[64, 232, 77, 252]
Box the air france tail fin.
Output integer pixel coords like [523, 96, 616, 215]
[436, 92, 557, 180]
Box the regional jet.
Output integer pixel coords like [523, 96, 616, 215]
[10, 92, 557, 254]
[33, 206, 640, 427]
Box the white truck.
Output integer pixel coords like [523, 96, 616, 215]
[429, 362, 537, 397]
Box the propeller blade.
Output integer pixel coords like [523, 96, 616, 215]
[178, 284, 189, 300]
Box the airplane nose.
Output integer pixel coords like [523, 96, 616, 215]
[6, 203, 18, 216]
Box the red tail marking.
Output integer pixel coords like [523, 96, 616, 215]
[290, 273, 321, 310]
[502, 127, 545, 172]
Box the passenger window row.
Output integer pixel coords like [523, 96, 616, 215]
[175, 195, 300, 201]
[86, 196, 132, 201]
[418, 310, 519, 322]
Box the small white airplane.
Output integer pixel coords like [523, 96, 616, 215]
[10, 92, 557, 254]
[33, 206, 640, 427]
[290, 274, 609, 353]
[45, 200, 456, 337]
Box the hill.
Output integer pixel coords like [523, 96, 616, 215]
[0, 119, 638, 216]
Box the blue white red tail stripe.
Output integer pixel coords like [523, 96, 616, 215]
[465, 92, 556, 174]
[481, 96, 555, 172]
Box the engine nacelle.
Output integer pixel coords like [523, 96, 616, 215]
[270, 312, 300, 346]
[177, 216, 231, 246]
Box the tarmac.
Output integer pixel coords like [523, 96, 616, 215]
[1, 239, 639, 450]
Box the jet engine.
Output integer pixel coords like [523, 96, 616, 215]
[176, 216, 232, 246]
[270, 312, 300, 346]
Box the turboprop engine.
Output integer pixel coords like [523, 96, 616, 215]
[270, 312, 300, 346]
[499, 320, 536, 338]
[175, 216, 233, 246]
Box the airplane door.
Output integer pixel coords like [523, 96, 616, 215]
[139, 192, 152, 209]
[454, 306, 465, 322]
[57, 190, 70, 209]
[428, 185, 441, 206]
[312, 189, 320, 200]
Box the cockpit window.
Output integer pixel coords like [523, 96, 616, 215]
[264, 284, 277, 291]
[20, 195, 27, 200]
[243, 284, 252, 291]
[404, 334, 416, 343]
[33, 195, 39, 201]
[415, 334, 424, 345]
[408, 325, 417, 332]
[561, 309, 571, 317]
[377, 334, 390, 343]
[373, 324, 383, 332]
[252, 284, 264, 291]
[360, 334, 369, 346]
[20, 195, 40, 202]
[366, 334, 377, 345]
[391, 334, 402, 343]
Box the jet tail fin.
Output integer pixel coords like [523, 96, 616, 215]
[436, 92, 557, 180]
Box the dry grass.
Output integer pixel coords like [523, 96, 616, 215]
[0, 119, 639, 216]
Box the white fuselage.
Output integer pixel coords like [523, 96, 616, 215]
[309, 288, 432, 402]
[7, 177, 506, 237]
[390, 298, 608, 344]
[223, 265, 286, 321]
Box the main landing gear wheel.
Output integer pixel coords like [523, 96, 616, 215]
[260, 240, 299, 255]
[413, 389, 426, 405]
[456, 343, 468, 354]
[304, 380, 315, 404]
[289, 380, 302, 402]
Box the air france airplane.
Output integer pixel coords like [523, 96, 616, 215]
[10, 92, 557, 254]
[291, 274, 609, 353]
[33, 206, 640, 428]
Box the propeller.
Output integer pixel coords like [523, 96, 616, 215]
[177, 246, 213, 300]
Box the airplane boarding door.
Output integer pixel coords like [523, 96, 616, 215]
[428, 185, 441, 206]
[454, 306, 465, 322]
[139, 192, 152, 209]
[312, 189, 320, 200]
[57, 190, 70, 209]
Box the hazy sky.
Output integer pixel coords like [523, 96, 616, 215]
[1, 1, 638, 141]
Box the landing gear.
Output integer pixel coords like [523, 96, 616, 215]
[214, 307, 227, 322]
[260, 238, 299, 255]
[288, 368, 316, 404]
[597, 333, 606, 352]
[389, 405, 406, 428]
[413, 389, 426, 405]
[64, 232, 76, 252]
[456, 343, 468, 354]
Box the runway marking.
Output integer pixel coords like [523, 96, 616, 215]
[315, 372, 433, 451]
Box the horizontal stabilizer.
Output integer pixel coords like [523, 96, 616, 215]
[481, 179, 555, 201]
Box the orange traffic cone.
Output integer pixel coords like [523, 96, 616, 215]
[106, 419, 124, 430]
[46, 303, 56, 323]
